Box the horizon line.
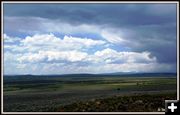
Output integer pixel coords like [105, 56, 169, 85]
[3, 72, 177, 76]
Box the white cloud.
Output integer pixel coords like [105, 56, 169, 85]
[3, 33, 174, 74]
[20, 33, 106, 52]
[89, 48, 157, 64]
[4, 44, 25, 52]
[63, 36, 105, 47]
[18, 50, 88, 63]
[4, 16, 128, 45]
[101, 30, 126, 44]
[3, 34, 21, 43]
[3, 52, 24, 75]
[17, 48, 156, 64]
[4, 51, 21, 62]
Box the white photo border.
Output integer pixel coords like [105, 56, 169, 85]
[1, 1, 179, 114]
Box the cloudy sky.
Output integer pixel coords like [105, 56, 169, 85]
[3, 3, 177, 75]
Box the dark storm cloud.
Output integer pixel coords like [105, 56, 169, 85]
[3, 3, 177, 69]
[123, 22, 177, 63]
[4, 3, 176, 27]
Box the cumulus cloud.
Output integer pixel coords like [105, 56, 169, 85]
[3, 3, 177, 74]
[3, 32, 176, 74]
[4, 15, 177, 62]
[17, 48, 156, 65]
[93, 48, 157, 64]
[18, 50, 88, 63]
[20, 34, 106, 52]
[4, 34, 21, 43]
[4, 15, 176, 64]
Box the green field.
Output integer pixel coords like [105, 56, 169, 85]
[3, 73, 177, 112]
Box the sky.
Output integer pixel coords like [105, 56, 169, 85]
[3, 3, 177, 75]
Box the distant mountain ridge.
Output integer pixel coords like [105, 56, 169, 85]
[4, 72, 177, 77]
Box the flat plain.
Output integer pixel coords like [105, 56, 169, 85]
[3, 73, 177, 112]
